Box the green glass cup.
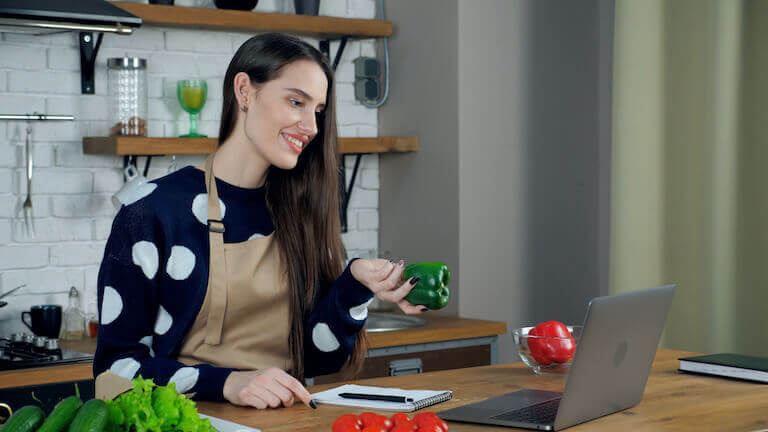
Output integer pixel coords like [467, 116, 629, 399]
[177, 79, 208, 137]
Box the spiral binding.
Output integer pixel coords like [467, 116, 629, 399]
[412, 391, 453, 410]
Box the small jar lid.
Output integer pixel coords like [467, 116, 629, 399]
[107, 57, 147, 70]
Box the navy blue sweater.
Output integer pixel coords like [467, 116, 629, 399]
[94, 166, 374, 401]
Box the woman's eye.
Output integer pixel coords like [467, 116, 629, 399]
[289, 99, 303, 106]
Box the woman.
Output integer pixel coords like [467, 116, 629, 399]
[94, 33, 425, 409]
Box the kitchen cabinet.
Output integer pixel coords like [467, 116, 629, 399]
[308, 316, 506, 385]
[311, 344, 492, 385]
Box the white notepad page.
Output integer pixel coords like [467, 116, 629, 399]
[310, 384, 452, 412]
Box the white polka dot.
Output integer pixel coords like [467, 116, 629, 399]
[110, 357, 140, 379]
[166, 246, 196, 280]
[139, 335, 155, 358]
[101, 286, 123, 325]
[169, 367, 199, 393]
[312, 323, 340, 352]
[132, 241, 159, 280]
[154, 305, 173, 335]
[121, 183, 157, 207]
[349, 297, 374, 321]
[248, 233, 265, 240]
[191, 193, 226, 225]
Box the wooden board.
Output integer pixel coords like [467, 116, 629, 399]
[113, 2, 392, 38]
[83, 136, 418, 156]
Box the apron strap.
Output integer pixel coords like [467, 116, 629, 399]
[203, 153, 227, 345]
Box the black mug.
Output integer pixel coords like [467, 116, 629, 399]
[21, 305, 62, 338]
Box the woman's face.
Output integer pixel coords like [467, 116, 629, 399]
[240, 59, 328, 170]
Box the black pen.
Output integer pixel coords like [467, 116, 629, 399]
[339, 392, 414, 403]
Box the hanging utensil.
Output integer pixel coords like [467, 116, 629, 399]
[22, 123, 34, 237]
[0, 284, 26, 301]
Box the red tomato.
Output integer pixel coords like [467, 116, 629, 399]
[368, 416, 393, 430]
[392, 420, 417, 431]
[416, 424, 445, 432]
[332, 414, 362, 432]
[412, 412, 439, 425]
[361, 427, 388, 432]
[359, 412, 380, 428]
[390, 427, 416, 432]
[336, 425, 362, 432]
[527, 321, 575, 365]
[390, 412, 410, 425]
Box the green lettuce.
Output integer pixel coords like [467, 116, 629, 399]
[105, 376, 215, 432]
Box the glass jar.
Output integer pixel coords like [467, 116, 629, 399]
[107, 57, 147, 136]
[60, 286, 86, 341]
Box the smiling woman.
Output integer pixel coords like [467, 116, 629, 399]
[94, 33, 426, 410]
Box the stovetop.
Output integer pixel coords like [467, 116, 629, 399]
[0, 333, 94, 372]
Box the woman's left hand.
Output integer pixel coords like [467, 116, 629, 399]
[350, 259, 425, 315]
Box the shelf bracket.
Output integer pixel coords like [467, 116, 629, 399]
[319, 36, 349, 72]
[340, 153, 364, 233]
[79, 32, 104, 94]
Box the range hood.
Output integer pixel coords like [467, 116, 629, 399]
[0, 0, 141, 35]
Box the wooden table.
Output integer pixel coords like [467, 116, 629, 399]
[194, 349, 768, 431]
[4, 349, 767, 431]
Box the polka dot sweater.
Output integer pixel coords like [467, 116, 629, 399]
[94, 166, 374, 401]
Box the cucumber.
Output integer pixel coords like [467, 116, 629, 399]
[37, 396, 83, 432]
[0, 405, 44, 432]
[66, 400, 108, 432]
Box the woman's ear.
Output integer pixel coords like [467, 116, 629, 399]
[233, 72, 251, 111]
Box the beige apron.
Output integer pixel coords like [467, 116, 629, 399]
[177, 153, 291, 371]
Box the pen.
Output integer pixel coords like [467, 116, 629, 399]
[338, 392, 414, 403]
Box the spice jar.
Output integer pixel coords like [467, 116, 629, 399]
[108, 57, 147, 136]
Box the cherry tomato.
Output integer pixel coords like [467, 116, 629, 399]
[412, 412, 439, 425]
[390, 427, 416, 432]
[359, 412, 380, 428]
[390, 412, 410, 425]
[366, 416, 392, 430]
[416, 424, 445, 432]
[333, 414, 362, 432]
[361, 427, 387, 432]
[391, 420, 417, 431]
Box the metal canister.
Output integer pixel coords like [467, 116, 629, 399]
[107, 57, 148, 136]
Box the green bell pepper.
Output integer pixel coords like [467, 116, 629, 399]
[403, 262, 451, 310]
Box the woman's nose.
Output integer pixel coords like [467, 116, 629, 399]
[298, 110, 318, 136]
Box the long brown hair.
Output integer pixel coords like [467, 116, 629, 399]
[218, 33, 367, 381]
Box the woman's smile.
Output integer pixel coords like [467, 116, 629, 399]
[281, 132, 308, 154]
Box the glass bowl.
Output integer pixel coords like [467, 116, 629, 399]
[512, 325, 583, 377]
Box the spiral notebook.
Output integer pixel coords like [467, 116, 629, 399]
[311, 384, 453, 412]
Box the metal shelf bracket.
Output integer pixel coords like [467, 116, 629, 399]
[79, 32, 104, 94]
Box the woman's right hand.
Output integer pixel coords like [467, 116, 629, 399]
[223, 368, 314, 409]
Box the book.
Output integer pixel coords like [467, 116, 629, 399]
[678, 353, 768, 383]
[310, 384, 453, 412]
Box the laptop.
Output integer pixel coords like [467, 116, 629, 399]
[437, 284, 676, 431]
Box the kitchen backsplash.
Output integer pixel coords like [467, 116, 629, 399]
[0, 0, 380, 335]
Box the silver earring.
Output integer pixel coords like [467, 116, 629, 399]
[241, 105, 247, 112]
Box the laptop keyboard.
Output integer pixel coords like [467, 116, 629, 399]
[490, 398, 561, 424]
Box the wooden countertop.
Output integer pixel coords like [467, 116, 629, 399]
[193, 349, 768, 431]
[57, 315, 506, 353]
[6, 350, 764, 431]
[367, 315, 506, 348]
[1, 316, 505, 388]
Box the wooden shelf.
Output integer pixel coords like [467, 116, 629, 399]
[113, 2, 392, 38]
[83, 136, 418, 155]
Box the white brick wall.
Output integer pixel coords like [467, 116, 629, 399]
[0, 0, 381, 335]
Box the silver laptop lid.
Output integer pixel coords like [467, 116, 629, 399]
[554, 284, 675, 430]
